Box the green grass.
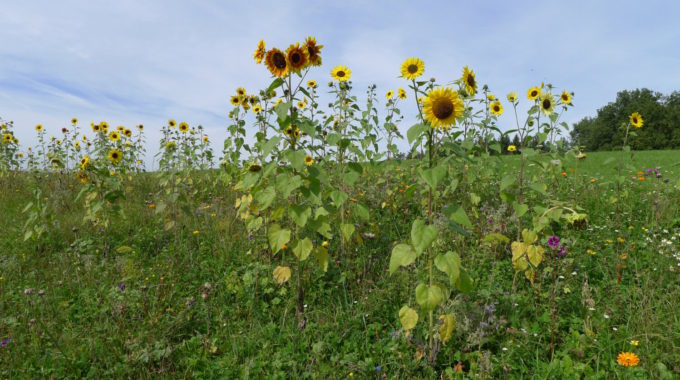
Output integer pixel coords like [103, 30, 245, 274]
[2, 150, 680, 378]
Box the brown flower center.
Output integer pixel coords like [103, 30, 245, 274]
[336, 70, 345, 77]
[273, 52, 286, 69]
[531, 91, 538, 97]
[562, 94, 568, 101]
[291, 52, 301, 64]
[493, 105, 500, 112]
[633, 117, 638, 124]
[542, 99, 552, 110]
[407, 64, 418, 74]
[467, 75, 475, 87]
[433, 98, 454, 120]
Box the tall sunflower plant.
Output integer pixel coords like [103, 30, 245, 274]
[234, 37, 333, 327]
[390, 58, 474, 364]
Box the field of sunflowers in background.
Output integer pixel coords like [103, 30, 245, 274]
[2, 25, 680, 379]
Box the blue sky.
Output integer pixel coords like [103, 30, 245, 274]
[1, 1, 679, 166]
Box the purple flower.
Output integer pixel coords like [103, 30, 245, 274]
[556, 244, 567, 258]
[375, 366, 382, 372]
[248, 234, 254, 241]
[547, 235, 561, 249]
[0, 338, 10, 347]
[118, 283, 126, 291]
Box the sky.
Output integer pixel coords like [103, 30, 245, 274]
[1, 0, 679, 167]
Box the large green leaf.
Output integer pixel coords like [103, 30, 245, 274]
[434, 251, 461, 286]
[445, 205, 472, 228]
[415, 283, 444, 311]
[389, 243, 417, 275]
[340, 223, 355, 242]
[411, 219, 438, 254]
[421, 165, 447, 189]
[268, 224, 291, 254]
[289, 204, 311, 228]
[292, 238, 313, 261]
[399, 305, 418, 333]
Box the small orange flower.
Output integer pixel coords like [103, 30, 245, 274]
[637, 177, 645, 181]
[561, 172, 567, 177]
[617, 352, 640, 367]
[281, 244, 287, 250]
[590, 178, 596, 183]
[620, 253, 628, 260]
[636, 171, 643, 175]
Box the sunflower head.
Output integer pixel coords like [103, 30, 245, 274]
[100, 121, 109, 132]
[297, 101, 306, 109]
[202, 136, 209, 143]
[179, 122, 189, 133]
[539, 92, 555, 115]
[490, 100, 504, 116]
[137, 124, 144, 130]
[166, 141, 176, 150]
[236, 87, 247, 97]
[253, 40, 266, 64]
[252, 104, 263, 114]
[124, 128, 132, 137]
[3, 134, 13, 143]
[560, 90, 572, 105]
[307, 80, 317, 88]
[398, 88, 407, 100]
[508, 145, 517, 153]
[80, 155, 90, 170]
[630, 112, 643, 128]
[527, 86, 540, 101]
[92, 124, 101, 132]
[423, 86, 464, 130]
[462, 66, 477, 96]
[117, 125, 125, 132]
[487, 94, 496, 101]
[230, 95, 240, 106]
[168, 119, 177, 128]
[385, 90, 394, 100]
[507, 92, 518, 103]
[265, 48, 289, 78]
[303, 36, 323, 66]
[304, 155, 314, 166]
[107, 149, 123, 164]
[71, 118, 78, 124]
[108, 131, 120, 142]
[74, 141, 80, 148]
[35, 124, 43, 132]
[400, 57, 425, 80]
[331, 65, 351, 82]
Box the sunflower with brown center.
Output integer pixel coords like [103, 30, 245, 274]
[560, 90, 572, 105]
[265, 48, 289, 78]
[630, 112, 643, 128]
[304, 155, 314, 166]
[331, 65, 351, 82]
[539, 92, 555, 115]
[490, 100, 504, 116]
[168, 119, 177, 128]
[286, 43, 309, 73]
[462, 66, 477, 96]
[252, 104, 263, 114]
[108, 131, 120, 142]
[230, 95, 240, 106]
[507, 92, 518, 103]
[303, 36, 323, 66]
[400, 57, 425, 80]
[253, 40, 266, 64]
[179, 122, 189, 133]
[423, 87, 464, 129]
[307, 80, 317, 88]
[527, 86, 540, 101]
[385, 90, 394, 99]
[398, 88, 407, 100]
[35, 124, 43, 132]
[107, 149, 123, 164]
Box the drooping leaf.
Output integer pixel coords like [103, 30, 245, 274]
[273, 266, 291, 285]
[439, 314, 455, 344]
[389, 243, 417, 275]
[399, 305, 418, 334]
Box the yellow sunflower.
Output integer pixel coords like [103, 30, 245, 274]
[507, 92, 518, 103]
[398, 87, 407, 100]
[265, 48, 289, 78]
[166, 141, 176, 149]
[3, 134, 12, 143]
[71, 118, 78, 124]
[287, 43, 309, 73]
[630, 112, 643, 128]
[507, 145, 517, 153]
[304, 155, 314, 166]
[462, 65, 477, 96]
[179, 122, 189, 133]
[527, 86, 540, 101]
[253, 39, 266, 64]
[400, 57, 425, 80]
[74, 141, 80, 149]
[168, 119, 177, 128]
[490, 100, 504, 116]
[35, 124, 43, 132]
[80, 155, 90, 170]
[385, 90, 394, 99]
[117, 125, 125, 131]
[560, 90, 572, 105]
[124, 128, 132, 137]
[108, 131, 120, 142]
[539, 92, 555, 115]
[252, 104, 263, 114]
[236, 87, 247, 97]
[230, 95, 240, 106]
[202, 136, 209, 143]
[107, 149, 123, 164]
[100, 121, 109, 132]
[307, 80, 317, 88]
[137, 124, 144, 130]
[423, 86, 464, 129]
[297, 101, 306, 109]
[303, 36, 323, 66]
[92, 123, 101, 132]
[487, 94, 496, 101]
[331, 65, 351, 82]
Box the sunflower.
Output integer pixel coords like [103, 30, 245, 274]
[82, 135, 87, 141]
[527, 86, 540, 101]
[490, 100, 504, 116]
[487, 94, 496, 101]
[137, 124, 144, 130]
[307, 80, 317, 88]
[100, 121, 109, 132]
[265, 48, 289, 78]
[297, 101, 306, 109]
[507, 92, 518, 103]
[117, 125, 125, 131]
[331, 65, 351, 82]
[248, 96, 258, 105]
[236, 87, 247, 97]
[423, 86, 464, 129]
[398, 87, 407, 100]
[304, 155, 314, 166]
[385, 90, 394, 99]
[107, 149, 123, 164]
[35, 124, 43, 132]
[616, 352, 640, 367]
[179, 122, 189, 133]
[71, 118, 78, 124]
[252, 104, 263, 114]
[560, 90, 572, 105]
[76, 172, 88, 184]
[230, 95, 240, 106]
[400, 57, 425, 80]
[630, 112, 643, 128]
[108, 131, 120, 142]
[253, 39, 266, 64]
[168, 119, 177, 128]
[74, 141, 80, 149]
[286, 43, 309, 73]
[166, 141, 176, 149]
[92, 123, 101, 132]
[55, 139, 61, 145]
[2, 134, 12, 143]
[80, 155, 90, 170]
[240, 97, 251, 110]
[303, 36, 323, 66]
[462, 66, 477, 96]
[508, 145, 517, 152]
[539, 92, 555, 115]
[202, 136, 209, 143]
[124, 128, 132, 137]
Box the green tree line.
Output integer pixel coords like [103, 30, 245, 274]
[570, 88, 680, 151]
